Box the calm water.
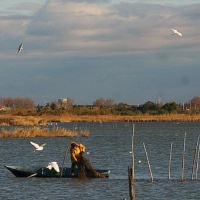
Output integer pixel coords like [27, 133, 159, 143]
[1, 122, 200, 199]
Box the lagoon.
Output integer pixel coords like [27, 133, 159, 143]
[1, 122, 200, 199]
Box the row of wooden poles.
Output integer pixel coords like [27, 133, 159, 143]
[128, 125, 200, 200]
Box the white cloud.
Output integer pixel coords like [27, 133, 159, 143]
[2, 1, 200, 59]
[21, 2, 170, 57]
[1, 0, 200, 104]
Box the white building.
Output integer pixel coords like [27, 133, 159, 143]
[58, 98, 68, 104]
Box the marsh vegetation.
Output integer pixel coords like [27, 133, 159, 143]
[0, 126, 90, 138]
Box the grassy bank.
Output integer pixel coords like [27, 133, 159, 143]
[0, 114, 199, 138]
[0, 126, 90, 138]
[0, 114, 200, 126]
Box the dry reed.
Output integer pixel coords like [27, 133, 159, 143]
[0, 126, 90, 138]
[80, 129, 90, 137]
[1, 114, 200, 127]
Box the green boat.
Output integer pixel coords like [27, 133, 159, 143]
[4, 165, 110, 178]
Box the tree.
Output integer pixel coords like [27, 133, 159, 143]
[93, 97, 115, 107]
[93, 98, 106, 107]
[139, 101, 159, 114]
[0, 97, 35, 109]
[190, 96, 200, 110]
[50, 102, 58, 110]
[162, 101, 179, 114]
[104, 98, 115, 107]
[0, 97, 14, 107]
[14, 97, 35, 109]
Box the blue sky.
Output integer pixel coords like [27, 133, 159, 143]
[0, 0, 200, 105]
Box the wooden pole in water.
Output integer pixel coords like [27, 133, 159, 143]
[128, 166, 135, 200]
[191, 135, 200, 180]
[195, 141, 200, 180]
[128, 124, 135, 200]
[131, 124, 135, 179]
[168, 142, 173, 180]
[60, 145, 70, 178]
[143, 143, 153, 182]
[181, 132, 186, 182]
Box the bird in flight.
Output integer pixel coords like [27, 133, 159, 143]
[17, 43, 23, 53]
[30, 141, 46, 151]
[46, 162, 60, 172]
[171, 29, 182, 37]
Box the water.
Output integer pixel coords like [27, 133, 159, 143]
[1, 122, 200, 199]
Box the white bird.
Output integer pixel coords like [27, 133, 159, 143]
[17, 43, 23, 53]
[46, 162, 60, 172]
[171, 29, 182, 36]
[30, 141, 46, 151]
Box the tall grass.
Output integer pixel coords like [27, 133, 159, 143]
[0, 126, 90, 138]
[1, 113, 200, 127]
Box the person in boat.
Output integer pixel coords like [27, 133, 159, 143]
[70, 141, 86, 176]
[70, 141, 106, 178]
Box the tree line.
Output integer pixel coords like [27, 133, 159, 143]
[1, 96, 200, 116]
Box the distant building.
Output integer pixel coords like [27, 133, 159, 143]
[58, 98, 68, 104]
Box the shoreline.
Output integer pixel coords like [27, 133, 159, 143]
[0, 114, 200, 126]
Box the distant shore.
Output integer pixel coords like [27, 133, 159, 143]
[0, 114, 200, 126]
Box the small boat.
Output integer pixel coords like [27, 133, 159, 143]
[4, 165, 110, 178]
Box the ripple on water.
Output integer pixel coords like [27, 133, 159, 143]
[1, 122, 200, 199]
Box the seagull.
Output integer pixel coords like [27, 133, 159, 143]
[17, 43, 23, 53]
[46, 162, 60, 172]
[30, 141, 46, 151]
[171, 29, 182, 37]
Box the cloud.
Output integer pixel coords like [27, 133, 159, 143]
[1, 1, 200, 59]
[8, 3, 42, 12]
[23, 1, 200, 58]
[1, 0, 200, 104]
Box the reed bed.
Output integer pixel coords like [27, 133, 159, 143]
[1, 114, 200, 127]
[79, 128, 90, 137]
[0, 126, 90, 138]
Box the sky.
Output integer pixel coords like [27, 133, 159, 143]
[0, 0, 200, 105]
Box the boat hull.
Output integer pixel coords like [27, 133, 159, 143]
[4, 165, 110, 178]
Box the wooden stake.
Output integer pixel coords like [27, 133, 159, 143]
[60, 145, 70, 178]
[191, 135, 200, 180]
[168, 142, 173, 180]
[128, 166, 135, 200]
[128, 124, 135, 200]
[143, 143, 153, 182]
[195, 141, 200, 180]
[181, 132, 186, 182]
[131, 124, 135, 179]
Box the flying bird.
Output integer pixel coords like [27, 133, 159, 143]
[17, 43, 23, 53]
[171, 29, 182, 37]
[30, 141, 46, 151]
[46, 162, 60, 172]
